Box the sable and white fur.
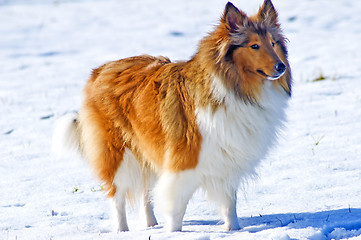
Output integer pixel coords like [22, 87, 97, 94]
[53, 0, 292, 232]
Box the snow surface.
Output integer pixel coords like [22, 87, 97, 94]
[1, 0, 361, 239]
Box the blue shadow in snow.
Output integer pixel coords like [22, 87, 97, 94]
[184, 208, 361, 239]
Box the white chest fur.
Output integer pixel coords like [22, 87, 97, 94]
[195, 78, 289, 183]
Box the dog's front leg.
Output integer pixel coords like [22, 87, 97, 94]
[155, 170, 200, 232]
[220, 190, 241, 231]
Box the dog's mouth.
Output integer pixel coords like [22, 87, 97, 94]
[257, 70, 284, 81]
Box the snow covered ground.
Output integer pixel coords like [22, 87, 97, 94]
[1, 0, 361, 239]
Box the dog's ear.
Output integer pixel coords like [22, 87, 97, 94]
[222, 2, 247, 33]
[257, 0, 279, 27]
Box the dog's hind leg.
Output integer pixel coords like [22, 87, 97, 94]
[140, 187, 158, 227]
[140, 169, 158, 227]
[112, 189, 129, 231]
[78, 106, 131, 231]
[112, 148, 143, 231]
[155, 170, 200, 232]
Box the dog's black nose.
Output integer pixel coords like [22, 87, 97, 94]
[275, 62, 286, 74]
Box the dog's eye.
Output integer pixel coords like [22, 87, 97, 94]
[250, 44, 259, 50]
[272, 42, 275, 47]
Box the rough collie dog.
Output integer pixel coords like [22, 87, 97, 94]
[53, 0, 291, 232]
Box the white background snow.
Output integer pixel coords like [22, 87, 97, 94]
[1, 0, 361, 239]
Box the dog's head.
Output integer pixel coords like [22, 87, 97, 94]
[200, 0, 292, 102]
[224, 1, 288, 79]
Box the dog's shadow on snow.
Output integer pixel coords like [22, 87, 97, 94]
[183, 208, 361, 238]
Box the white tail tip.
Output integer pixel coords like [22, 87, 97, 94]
[52, 113, 80, 156]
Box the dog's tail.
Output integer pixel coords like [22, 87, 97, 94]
[52, 113, 81, 157]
